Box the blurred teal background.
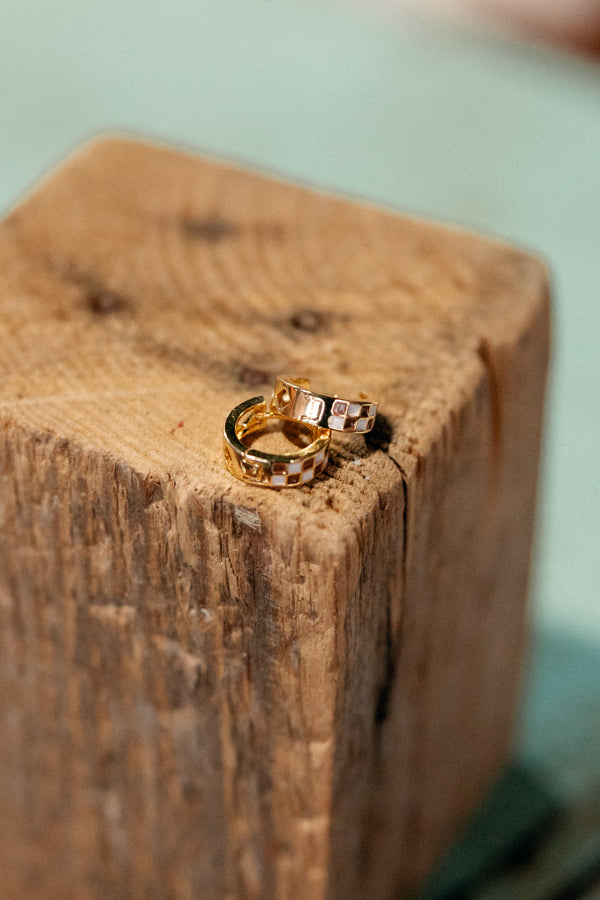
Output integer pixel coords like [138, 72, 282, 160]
[1, 0, 599, 893]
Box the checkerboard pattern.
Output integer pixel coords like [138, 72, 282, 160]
[269, 447, 328, 487]
[327, 400, 377, 433]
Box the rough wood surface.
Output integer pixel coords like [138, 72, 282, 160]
[0, 137, 549, 900]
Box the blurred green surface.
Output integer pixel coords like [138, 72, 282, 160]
[1, 0, 599, 892]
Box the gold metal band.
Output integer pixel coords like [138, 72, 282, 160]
[223, 396, 330, 488]
[271, 375, 378, 433]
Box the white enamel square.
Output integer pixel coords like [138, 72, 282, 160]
[301, 467, 314, 482]
[287, 461, 302, 474]
[303, 396, 324, 421]
[369, 403, 377, 417]
[271, 474, 287, 486]
[315, 448, 326, 464]
[356, 418, 369, 432]
[348, 402, 361, 417]
[328, 415, 345, 430]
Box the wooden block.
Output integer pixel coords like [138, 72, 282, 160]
[0, 138, 549, 900]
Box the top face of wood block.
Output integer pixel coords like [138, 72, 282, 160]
[0, 137, 547, 533]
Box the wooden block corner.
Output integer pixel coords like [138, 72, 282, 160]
[0, 137, 550, 900]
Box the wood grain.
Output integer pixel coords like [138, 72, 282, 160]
[0, 137, 549, 900]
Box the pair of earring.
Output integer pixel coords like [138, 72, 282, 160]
[223, 375, 378, 488]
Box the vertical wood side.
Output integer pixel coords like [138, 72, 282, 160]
[357, 296, 550, 899]
[0, 422, 407, 900]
